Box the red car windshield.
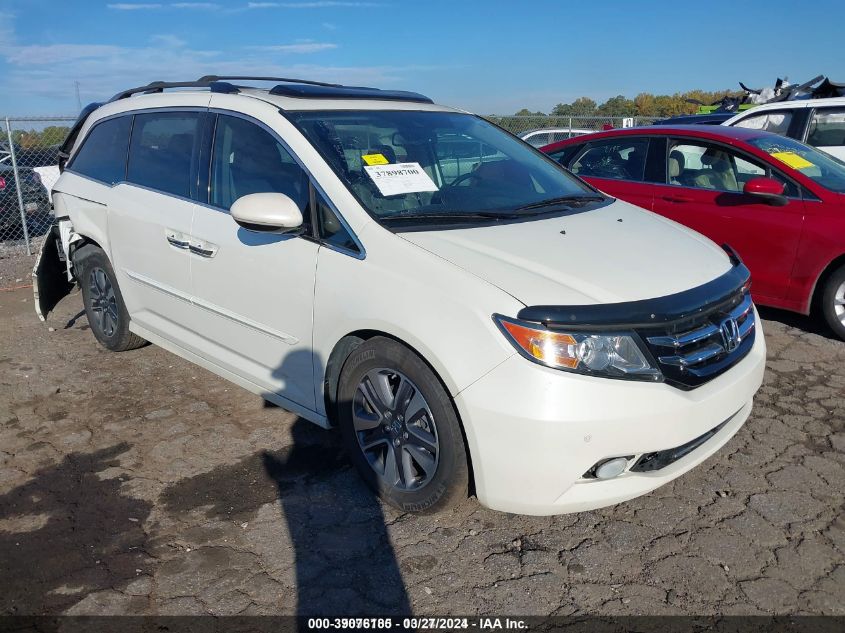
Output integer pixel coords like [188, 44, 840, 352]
[747, 135, 845, 193]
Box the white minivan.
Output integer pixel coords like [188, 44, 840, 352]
[36, 76, 765, 515]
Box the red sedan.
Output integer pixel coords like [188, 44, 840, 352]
[542, 125, 845, 338]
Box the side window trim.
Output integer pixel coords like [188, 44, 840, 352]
[644, 136, 665, 183]
[124, 114, 135, 185]
[196, 112, 216, 205]
[312, 184, 364, 259]
[205, 108, 366, 259]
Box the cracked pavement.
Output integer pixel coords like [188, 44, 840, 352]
[0, 284, 843, 616]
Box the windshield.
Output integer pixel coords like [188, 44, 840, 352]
[286, 110, 601, 225]
[747, 135, 845, 193]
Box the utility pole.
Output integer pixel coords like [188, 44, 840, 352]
[75, 81, 82, 113]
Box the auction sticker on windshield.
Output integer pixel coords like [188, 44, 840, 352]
[770, 151, 815, 170]
[364, 162, 438, 196]
[361, 153, 390, 166]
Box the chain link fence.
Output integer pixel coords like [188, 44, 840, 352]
[0, 113, 660, 259]
[1, 117, 75, 256]
[486, 115, 660, 147]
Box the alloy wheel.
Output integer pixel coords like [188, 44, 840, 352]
[353, 368, 440, 491]
[88, 267, 119, 337]
[834, 281, 845, 326]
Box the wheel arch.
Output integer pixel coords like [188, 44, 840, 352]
[808, 253, 845, 314]
[323, 329, 477, 495]
[68, 235, 107, 276]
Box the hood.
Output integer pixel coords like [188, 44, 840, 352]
[400, 199, 733, 307]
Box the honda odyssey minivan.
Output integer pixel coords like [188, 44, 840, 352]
[35, 76, 765, 515]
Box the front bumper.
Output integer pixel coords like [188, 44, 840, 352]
[455, 313, 766, 515]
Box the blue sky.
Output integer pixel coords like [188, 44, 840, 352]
[0, 0, 843, 116]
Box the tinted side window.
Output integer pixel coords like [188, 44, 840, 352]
[127, 111, 201, 198]
[807, 108, 845, 147]
[210, 115, 310, 214]
[67, 116, 131, 184]
[571, 138, 649, 181]
[546, 144, 582, 167]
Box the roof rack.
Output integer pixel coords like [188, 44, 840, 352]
[108, 79, 239, 102]
[197, 75, 343, 88]
[108, 75, 433, 105]
[269, 83, 433, 103]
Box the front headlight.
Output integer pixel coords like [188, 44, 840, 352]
[493, 315, 661, 381]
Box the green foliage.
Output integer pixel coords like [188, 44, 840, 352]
[551, 97, 597, 116]
[597, 95, 637, 117]
[9, 126, 71, 148]
[539, 89, 743, 118]
[514, 108, 546, 116]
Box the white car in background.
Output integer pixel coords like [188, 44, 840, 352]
[519, 127, 594, 148]
[37, 76, 765, 515]
[723, 96, 845, 162]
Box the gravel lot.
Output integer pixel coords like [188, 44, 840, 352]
[1, 261, 843, 616]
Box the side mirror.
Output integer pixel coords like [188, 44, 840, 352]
[743, 177, 788, 207]
[230, 193, 303, 232]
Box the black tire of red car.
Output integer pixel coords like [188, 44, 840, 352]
[337, 336, 469, 513]
[820, 264, 845, 340]
[76, 246, 146, 352]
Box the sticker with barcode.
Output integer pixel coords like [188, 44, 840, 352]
[364, 162, 438, 196]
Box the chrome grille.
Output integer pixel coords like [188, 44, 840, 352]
[639, 291, 755, 389]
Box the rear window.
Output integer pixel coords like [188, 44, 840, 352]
[733, 111, 793, 135]
[127, 112, 201, 198]
[67, 116, 131, 184]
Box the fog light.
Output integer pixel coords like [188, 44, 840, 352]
[594, 457, 629, 480]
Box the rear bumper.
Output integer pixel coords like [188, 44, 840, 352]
[455, 313, 766, 515]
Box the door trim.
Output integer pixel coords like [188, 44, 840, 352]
[124, 268, 298, 344]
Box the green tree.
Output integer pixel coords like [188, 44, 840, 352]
[597, 95, 637, 117]
[551, 97, 597, 116]
[514, 108, 546, 117]
[634, 92, 657, 116]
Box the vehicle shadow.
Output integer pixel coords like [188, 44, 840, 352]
[160, 348, 412, 616]
[263, 348, 411, 616]
[0, 443, 152, 615]
[260, 415, 412, 616]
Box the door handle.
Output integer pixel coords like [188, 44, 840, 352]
[661, 195, 694, 203]
[166, 234, 190, 249]
[188, 243, 215, 258]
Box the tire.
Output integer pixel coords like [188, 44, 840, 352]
[337, 336, 468, 513]
[821, 264, 845, 340]
[77, 247, 146, 352]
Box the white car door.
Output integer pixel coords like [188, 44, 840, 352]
[108, 109, 207, 342]
[188, 111, 319, 410]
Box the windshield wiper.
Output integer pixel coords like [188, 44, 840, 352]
[516, 195, 605, 211]
[381, 211, 520, 223]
